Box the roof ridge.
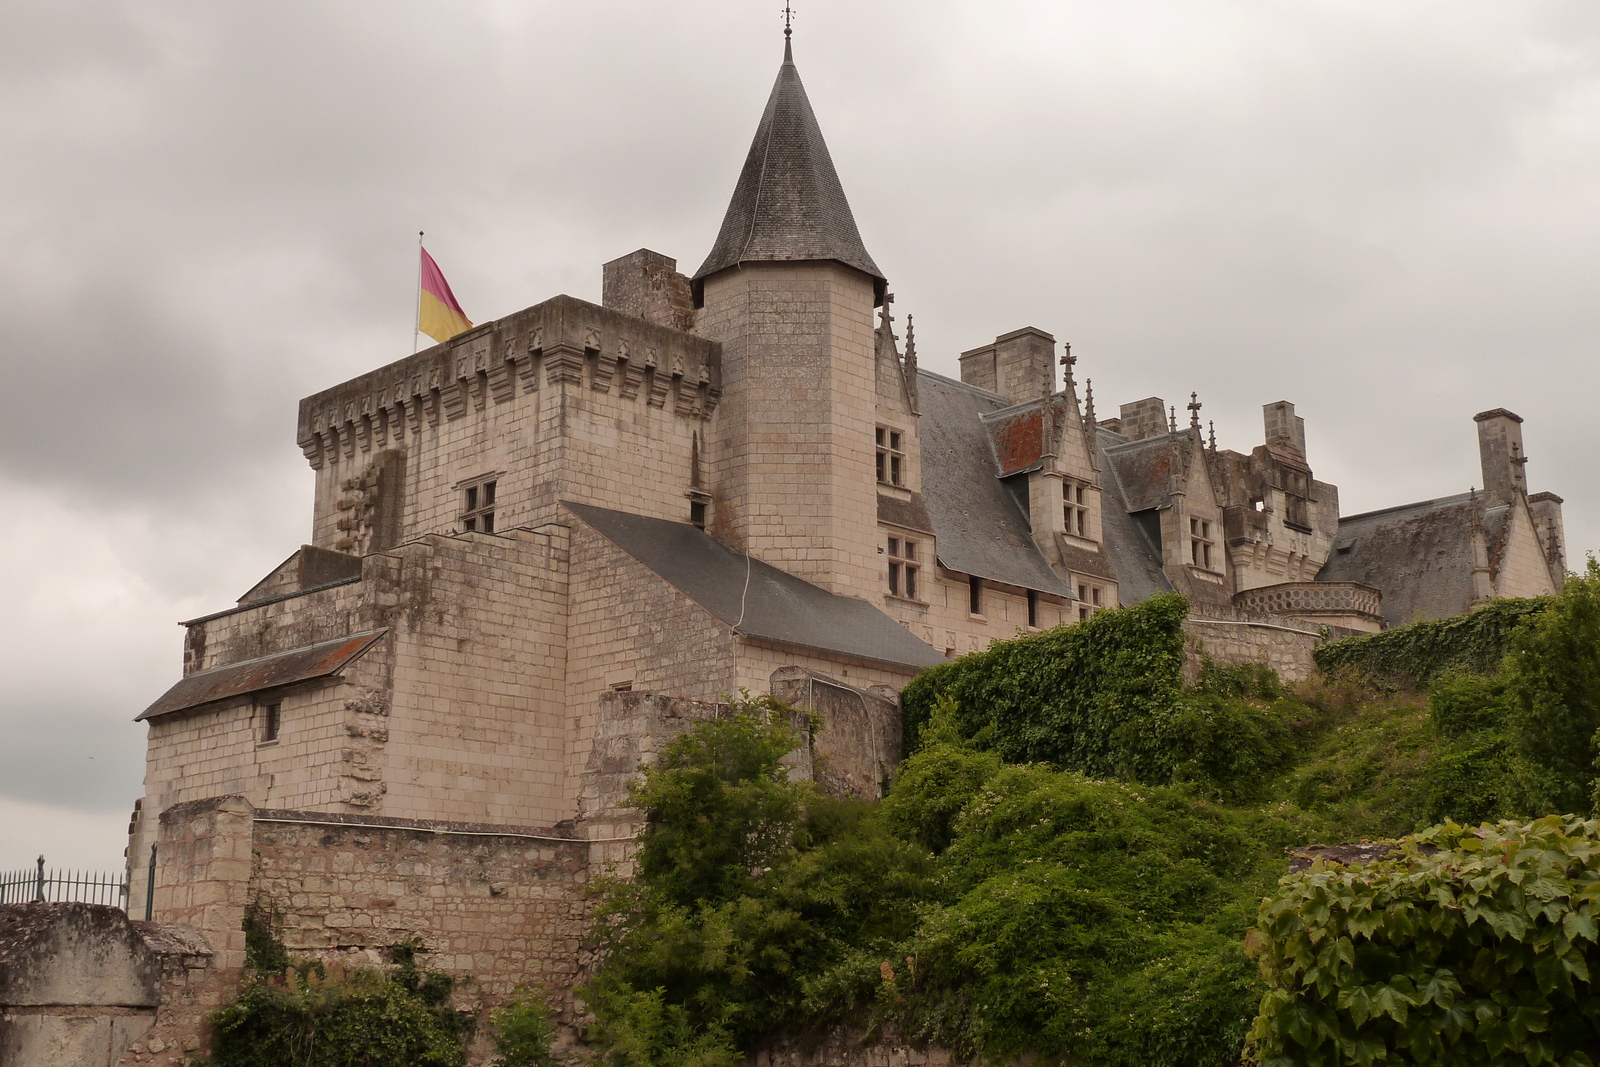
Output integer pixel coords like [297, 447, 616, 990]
[1338, 490, 1477, 524]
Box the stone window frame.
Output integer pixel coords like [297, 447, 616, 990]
[258, 699, 282, 746]
[1064, 480, 1091, 539]
[886, 536, 922, 601]
[1075, 582, 1104, 623]
[875, 426, 907, 488]
[1189, 517, 1216, 571]
[458, 473, 502, 534]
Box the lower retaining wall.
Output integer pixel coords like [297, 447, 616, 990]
[0, 903, 215, 1067]
[250, 809, 589, 1004]
[1182, 612, 1325, 683]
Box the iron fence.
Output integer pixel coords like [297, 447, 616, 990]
[0, 857, 127, 908]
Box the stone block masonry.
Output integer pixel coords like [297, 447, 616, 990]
[249, 809, 589, 1005]
[0, 903, 215, 1067]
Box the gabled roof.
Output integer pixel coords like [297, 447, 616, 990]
[1104, 434, 1176, 513]
[692, 42, 886, 304]
[915, 371, 1074, 597]
[563, 502, 946, 669]
[1096, 428, 1174, 605]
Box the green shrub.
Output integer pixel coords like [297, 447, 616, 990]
[880, 741, 1002, 853]
[204, 951, 471, 1067]
[859, 764, 1292, 1066]
[1247, 815, 1600, 1067]
[583, 696, 934, 1055]
[489, 987, 558, 1067]
[1503, 559, 1600, 817]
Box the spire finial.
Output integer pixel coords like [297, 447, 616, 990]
[1169, 405, 1178, 433]
[1060, 341, 1076, 389]
[1188, 391, 1202, 430]
[1208, 420, 1217, 451]
[783, 2, 794, 60]
[1084, 378, 1096, 426]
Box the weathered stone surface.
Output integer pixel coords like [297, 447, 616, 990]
[0, 904, 212, 1067]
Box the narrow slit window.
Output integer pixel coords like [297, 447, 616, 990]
[1027, 589, 1039, 628]
[968, 575, 983, 616]
[262, 702, 281, 743]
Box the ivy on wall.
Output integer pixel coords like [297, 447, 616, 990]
[1312, 599, 1549, 691]
[901, 593, 1190, 778]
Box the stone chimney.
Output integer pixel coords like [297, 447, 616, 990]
[959, 328, 1055, 402]
[1118, 397, 1168, 441]
[1473, 408, 1527, 504]
[1263, 401, 1307, 457]
[602, 249, 696, 333]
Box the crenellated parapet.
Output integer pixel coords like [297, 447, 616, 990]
[295, 294, 721, 470]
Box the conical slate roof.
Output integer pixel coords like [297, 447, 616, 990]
[693, 40, 886, 304]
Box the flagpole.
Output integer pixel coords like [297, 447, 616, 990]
[412, 231, 424, 354]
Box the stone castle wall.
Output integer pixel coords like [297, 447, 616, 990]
[1182, 612, 1324, 683]
[249, 810, 589, 1004]
[298, 294, 720, 553]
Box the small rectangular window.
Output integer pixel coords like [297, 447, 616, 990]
[876, 426, 907, 487]
[1092, 587, 1102, 606]
[1027, 589, 1039, 628]
[1190, 517, 1215, 570]
[461, 477, 498, 534]
[887, 537, 920, 600]
[690, 500, 707, 529]
[262, 702, 281, 743]
[1064, 481, 1092, 540]
[969, 575, 983, 616]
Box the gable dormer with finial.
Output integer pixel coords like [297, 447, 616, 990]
[693, 30, 889, 598]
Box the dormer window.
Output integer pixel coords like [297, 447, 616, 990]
[462, 478, 497, 533]
[1189, 518, 1214, 570]
[1064, 482, 1090, 538]
[887, 537, 920, 600]
[876, 427, 906, 487]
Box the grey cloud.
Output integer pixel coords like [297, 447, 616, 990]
[1, 0, 1597, 864]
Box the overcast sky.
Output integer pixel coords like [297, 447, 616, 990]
[2, 0, 1596, 873]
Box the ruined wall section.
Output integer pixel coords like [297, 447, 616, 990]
[0, 903, 216, 1067]
[379, 527, 571, 827]
[296, 295, 721, 551]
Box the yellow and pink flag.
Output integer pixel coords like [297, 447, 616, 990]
[418, 247, 472, 344]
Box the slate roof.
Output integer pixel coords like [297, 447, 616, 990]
[692, 41, 886, 303]
[1095, 428, 1174, 604]
[563, 501, 946, 669]
[137, 630, 387, 721]
[1103, 434, 1175, 513]
[1316, 492, 1481, 627]
[914, 372, 1075, 597]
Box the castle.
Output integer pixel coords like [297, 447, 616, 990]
[117, 33, 1568, 1046]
